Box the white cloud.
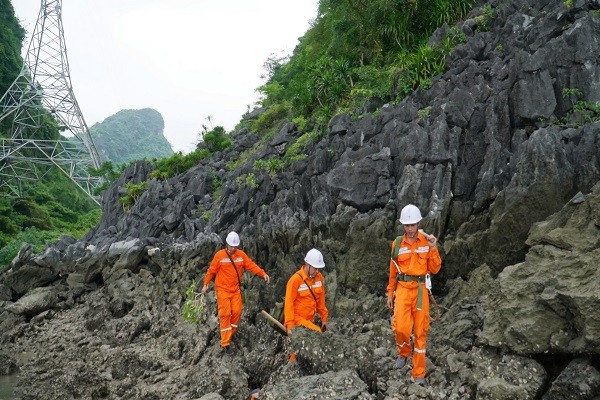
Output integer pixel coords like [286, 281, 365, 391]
[11, 0, 317, 153]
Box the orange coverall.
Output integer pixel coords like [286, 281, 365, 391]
[203, 248, 267, 348]
[284, 268, 328, 332]
[387, 232, 441, 379]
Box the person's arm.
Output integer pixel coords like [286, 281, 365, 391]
[240, 251, 271, 283]
[427, 244, 442, 275]
[201, 252, 220, 294]
[316, 276, 328, 328]
[386, 240, 398, 309]
[284, 275, 299, 334]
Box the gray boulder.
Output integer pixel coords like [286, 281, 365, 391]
[5, 286, 59, 318]
[480, 183, 600, 355]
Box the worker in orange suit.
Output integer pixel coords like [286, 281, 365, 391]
[284, 248, 329, 336]
[386, 204, 441, 386]
[200, 231, 270, 353]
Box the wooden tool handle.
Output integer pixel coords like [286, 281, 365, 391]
[260, 310, 287, 334]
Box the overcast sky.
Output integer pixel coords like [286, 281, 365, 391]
[11, 0, 317, 153]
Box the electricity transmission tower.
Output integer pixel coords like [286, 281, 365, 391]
[0, 0, 102, 205]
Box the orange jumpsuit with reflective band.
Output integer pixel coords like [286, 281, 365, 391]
[284, 267, 328, 332]
[203, 248, 267, 347]
[387, 232, 441, 379]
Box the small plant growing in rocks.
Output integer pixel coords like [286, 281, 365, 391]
[181, 280, 206, 324]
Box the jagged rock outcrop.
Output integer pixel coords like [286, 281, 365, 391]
[2, 0, 600, 399]
[480, 187, 600, 355]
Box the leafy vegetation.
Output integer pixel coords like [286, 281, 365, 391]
[562, 87, 584, 98]
[253, 159, 285, 176]
[553, 87, 600, 127]
[417, 106, 432, 119]
[181, 280, 206, 324]
[250, 103, 291, 134]
[199, 125, 232, 152]
[119, 181, 149, 212]
[0, 0, 25, 96]
[284, 130, 322, 163]
[258, 0, 478, 128]
[236, 173, 259, 190]
[89, 161, 126, 195]
[149, 148, 211, 180]
[475, 4, 494, 32]
[0, 177, 101, 270]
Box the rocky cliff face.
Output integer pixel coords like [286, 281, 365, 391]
[2, 0, 600, 399]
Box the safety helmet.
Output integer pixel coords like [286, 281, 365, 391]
[399, 204, 422, 224]
[226, 231, 240, 247]
[304, 248, 325, 269]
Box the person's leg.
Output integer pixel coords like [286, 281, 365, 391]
[296, 319, 322, 333]
[411, 289, 430, 379]
[393, 287, 415, 359]
[217, 291, 233, 347]
[230, 290, 243, 336]
[286, 318, 321, 362]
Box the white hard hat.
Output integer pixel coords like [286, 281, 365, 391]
[399, 204, 422, 224]
[304, 248, 325, 269]
[226, 231, 240, 247]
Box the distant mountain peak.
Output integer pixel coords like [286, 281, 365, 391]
[90, 108, 173, 165]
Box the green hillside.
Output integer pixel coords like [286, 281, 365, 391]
[90, 108, 173, 165]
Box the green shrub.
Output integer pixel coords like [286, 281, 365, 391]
[573, 101, 600, 122]
[201, 126, 232, 152]
[150, 148, 211, 180]
[475, 5, 494, 32]
[417, 106, 432, 118]
[226, 145, 263, 171]
[253, 158, 285, 176]
[391, 26, 466, 99]
[250, 103, 291, 133]
[12, 198, 52, 230]
[235, 173, 259, 190]
[284, 130, 322, 162]
[562, 87, 583, 99]
[292, 115, 309, 132]
[119, 181, 149, 212]
[246, 173, 258, 189]
[211, 170, 222, 191]
[181, 280, 206, 324]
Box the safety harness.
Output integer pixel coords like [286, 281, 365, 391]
[390, 235, 441, 320]
[299, 272, 318, 302]
[225, 250, 244, 302]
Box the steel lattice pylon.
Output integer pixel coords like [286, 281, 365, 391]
[0, 0, 102, 205]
